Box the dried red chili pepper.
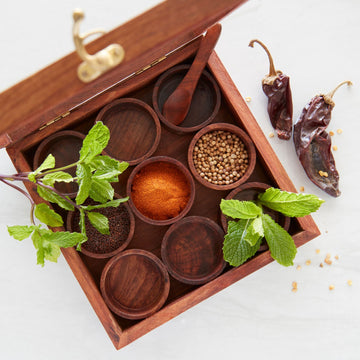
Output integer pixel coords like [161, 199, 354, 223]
[249, 39, 293, 140]
[293, 81, 352, 197]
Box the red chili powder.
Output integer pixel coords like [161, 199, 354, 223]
[131, 162, 191, 220]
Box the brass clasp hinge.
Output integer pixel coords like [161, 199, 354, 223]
[73, 9, 125, 83]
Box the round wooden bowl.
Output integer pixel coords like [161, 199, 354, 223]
[95, 98, 161, 165]
[187, 123, 256, 190]
[220, 182, 291, 252]
[100, 249, 170, 320]
[161, 216, 226, 285]
[127, 156, 195, 226]
[33, 130, 85, 197]
[152, 64, 221, 134]
[66, 199, 135, 259]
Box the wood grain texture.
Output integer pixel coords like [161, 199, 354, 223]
[95, 98, 161, 165]
[161, 216, 226, 284]
[0, 0, 247, 148]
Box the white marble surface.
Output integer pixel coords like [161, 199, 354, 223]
[0, 0, 359, 359]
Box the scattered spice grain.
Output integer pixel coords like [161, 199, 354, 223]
[306, 259, 311, 266]
[335, 255, 339, 260]
[296, 265, 301, 270]
[329, 284, 335, 291]
[347, 280, 353, 286]
[337, 128, 343, 134]
[318, 170, 329, 178]
[329, 131, 335, 136]
[269, 132, 275, 138]
[193, 130, 249, 186]
[332, 145, 338, 151]
[245, 97, 252, 102]
[316, 249, 321, 254]
[299, 186, 305, 192]
[131, 162, 191, 220]
[291, 281, 298, 292]
[320, 262, 324, 268]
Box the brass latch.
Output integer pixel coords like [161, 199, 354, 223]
[73, 9, 125, 83]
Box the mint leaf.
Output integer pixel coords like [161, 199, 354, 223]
[42, 242, 61, 263]
[42, 231, 85, 247]
[37, 186, 75, 211]
[34, 203, 64, 227]
[75, 163, 92, 205]
[28, 154, 56, 183]
[7, 225, 37, 241]
[258, 188, 324, 217]
[31, 229, 45, 266]
[81, 198, 128, 211]
[223, 220, 261, 266]
[93, 169, 122, 181]
[244, 217, 264, 246]
[89, 178, 114, 203]
[42, 171, 73, 186]
[220, 199, 262, 219]
[87, 212, 110, 235]
[261, 214, 297, 266]
[79, 122, 110, 163]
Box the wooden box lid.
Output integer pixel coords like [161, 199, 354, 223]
[0, 0, 247, 149]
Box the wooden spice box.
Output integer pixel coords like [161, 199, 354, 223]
[0, 0, 320, 350]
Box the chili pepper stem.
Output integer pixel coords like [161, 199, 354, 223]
[249, 39, 277, 77]
[323, 80, 352, 106]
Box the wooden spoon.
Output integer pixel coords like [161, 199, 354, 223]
[162, 23, 222, 126]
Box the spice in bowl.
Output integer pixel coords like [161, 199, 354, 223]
[130, 160, 193, 222]
[72, 204, 132, 256]
[192, 130, 249, 186]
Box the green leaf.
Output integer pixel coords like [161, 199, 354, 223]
[42, 231, 85, 247]
[34, 203, 64, 227]
[262, 214, 297, 266]
[37, 186, 75, 211]
[93, 169, 122, 181]
[87, 211, 110, 235]
[119, 161, 129, 173]
[244, 217, 264, 246]
[75, 163, 92, 205]
[258, 188, 324, 217]
[28, 154, 56, 182]
[77, 209, 87, 251]
[42, 171, 73, 186]
[89, 178, 114, 203]
[79, 122, 110, 163]
[81, 198, 128, 211]
[43, 242, 61, 263]
[31, 229, 45, 266]
[223, 220, 261, 266]
[220, 199, 262, 219]
[7, 225, 37, 241]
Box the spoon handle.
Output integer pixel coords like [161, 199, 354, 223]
[179, 23, 222, 94]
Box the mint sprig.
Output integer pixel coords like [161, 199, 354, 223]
[220, 188, 324, 267]
[3, 121, 129, 266]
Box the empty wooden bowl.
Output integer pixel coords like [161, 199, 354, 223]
[127, 156, 195, 226]
[67, 200, 135, 259]
[152, 64, 221, 134]
[33, 130, 85, 197]
[96, 98, 161, 165]
[161, 216, 226, 285]
[100, 249, 170, 320]
[188, 123, 256, 190]
[220, 182, 291, 251]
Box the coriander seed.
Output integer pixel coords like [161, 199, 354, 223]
[192, 130, 249, 186]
